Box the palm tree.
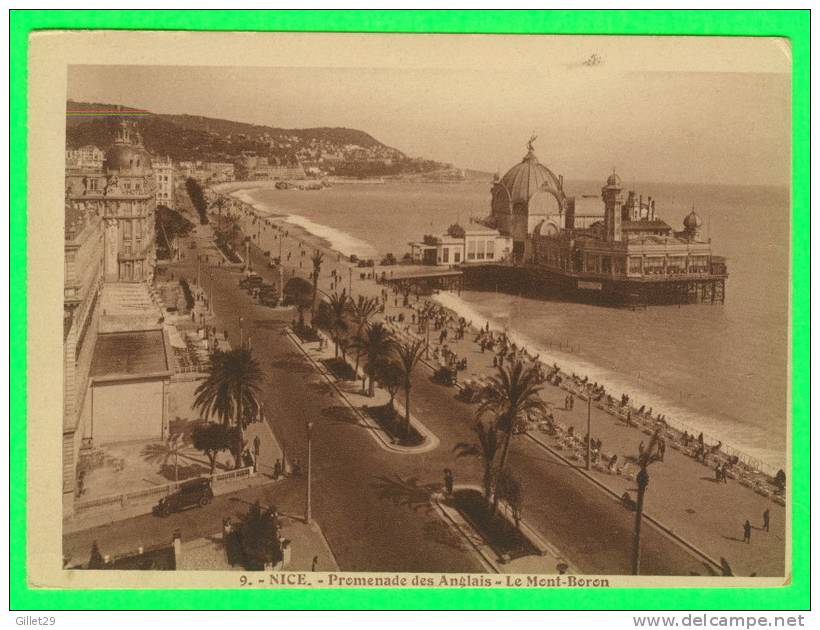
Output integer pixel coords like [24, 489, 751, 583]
[350, 295, 381, 372]
[453, 421, 500, 502]
[193, 348, 263, 469]
[477, 359, 547, 509]
[378, 361, 404, 414]
[310, 250, 324, 323]
[632, 430, 662, 575]
[141, 433, 186, 482]
[393, 338, 426, 437]
[325, 290, 351, 359]
[350, 322, 396, 396]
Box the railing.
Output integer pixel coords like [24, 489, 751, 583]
[74, 466, 255, 513]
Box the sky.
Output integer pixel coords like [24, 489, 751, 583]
[66, 34, 791, 186]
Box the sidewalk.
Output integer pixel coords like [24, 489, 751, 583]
[177, 518, 339, 572]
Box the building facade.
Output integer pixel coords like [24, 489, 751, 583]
[410, 224, 512, 266]
[66, 120, 157, 283]
[153, 155, 175, 208]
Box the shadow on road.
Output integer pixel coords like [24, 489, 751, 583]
[321, 404, 368, 428]
[269, 355, 313, 374]
[371, 474, 439, 514]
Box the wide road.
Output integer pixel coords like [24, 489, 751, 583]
[174, 237, 484, 573]
[175, 228, 712, 575]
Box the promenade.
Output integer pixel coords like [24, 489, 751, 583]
[220, 191, 787, 578]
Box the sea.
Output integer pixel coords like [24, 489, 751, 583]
[233, 179, 790, 472]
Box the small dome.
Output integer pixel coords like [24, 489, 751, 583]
[498, 146, 562, 204]
[605, 172, 622, 188]
[684, 210, 702, 230]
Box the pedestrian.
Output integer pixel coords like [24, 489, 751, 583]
[715, 462, 722, 482]
[443, 468, 454, 495]
[273, 458, 282, 480]
[721, 463, 729, 483]
[638, 441, 645, 458]
[743, 519, 752, 544]
[658, 438, 666, 462]
[763, 508, 770, 532]
[311, 555, 319, 572]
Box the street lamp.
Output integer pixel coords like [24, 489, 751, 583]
[305, 420, 314, 525]
[585, 392, 592, 471]
[632, 467, 650, 575]
[239, 316, 244, 348]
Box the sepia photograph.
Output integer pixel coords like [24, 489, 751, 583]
[23, 28, 797, 594]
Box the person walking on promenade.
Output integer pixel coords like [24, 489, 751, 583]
[253, 435, 261, 468]
[638, 441, 645, 458]
[443, 468, 454, 496]
[763, 508, 770, 532]
[721, 463, 729, 483]
[273, 458, 282, 480]
[715, 463, 723, 482]
[658, 437, 666, 462]
[743, 519, 752, 544]
[311, 555, 319, 572]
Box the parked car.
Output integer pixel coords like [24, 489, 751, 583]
[259, 288, 280, 307]
[239, 273, 263, 290]
[152, 478, 214, 517]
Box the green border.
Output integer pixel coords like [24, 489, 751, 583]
[10, 9, 810, 611]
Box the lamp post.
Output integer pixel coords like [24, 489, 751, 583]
[305, 420, 314, 525]
[348, 267, 352, 295]
[586, 392, 592, 471]
[239, 316, 244, 348]
[632, 467, 650, 575]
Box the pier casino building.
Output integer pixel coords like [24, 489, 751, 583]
[479, 141, 727, 305]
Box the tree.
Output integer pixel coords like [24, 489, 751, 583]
[632, 430, 662, 575]
[393, 338, 426, 438]
[325, 290, 351, 359]
[283, 276, 314, 328]
[193, 348, 263, 469]
[349, 322, 396, 396]
[310, 250, 324, 323]
[496, 470, 524, 528]
[235, 500, 283, 570]
[349, 295, 381, 373]
[378, 361, 404, 413]
[191, 422, 234, 475]
[453, 421, 500, 502]
[477, 359, 547, 509]
[141, 433, 186, 482]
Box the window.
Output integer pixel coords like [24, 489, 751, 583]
[442, 248, 450, 263]
[454, 250, 461, 263]
[122, 220, 132, 239]
[628, 257, 643, 275]
[644, 257, 664, 275]
[135, 220, 142, 239]
[467, 239, 477, 260]
[486, 239, 495, 259]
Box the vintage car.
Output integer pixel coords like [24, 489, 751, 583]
[153, 478, 214, 517]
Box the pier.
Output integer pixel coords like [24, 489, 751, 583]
[383, 267, 464, 296]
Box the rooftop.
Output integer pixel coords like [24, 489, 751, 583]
[90, 330, 170, 379]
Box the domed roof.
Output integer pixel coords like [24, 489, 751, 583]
[104, 121, 152, 175]
[498, 143, 562, 204]
[104, 143, 153, 175]
[683, 209, 702, 230]
[605, 172, 622, 188]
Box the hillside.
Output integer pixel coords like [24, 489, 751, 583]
[65, 100, 448, 177]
